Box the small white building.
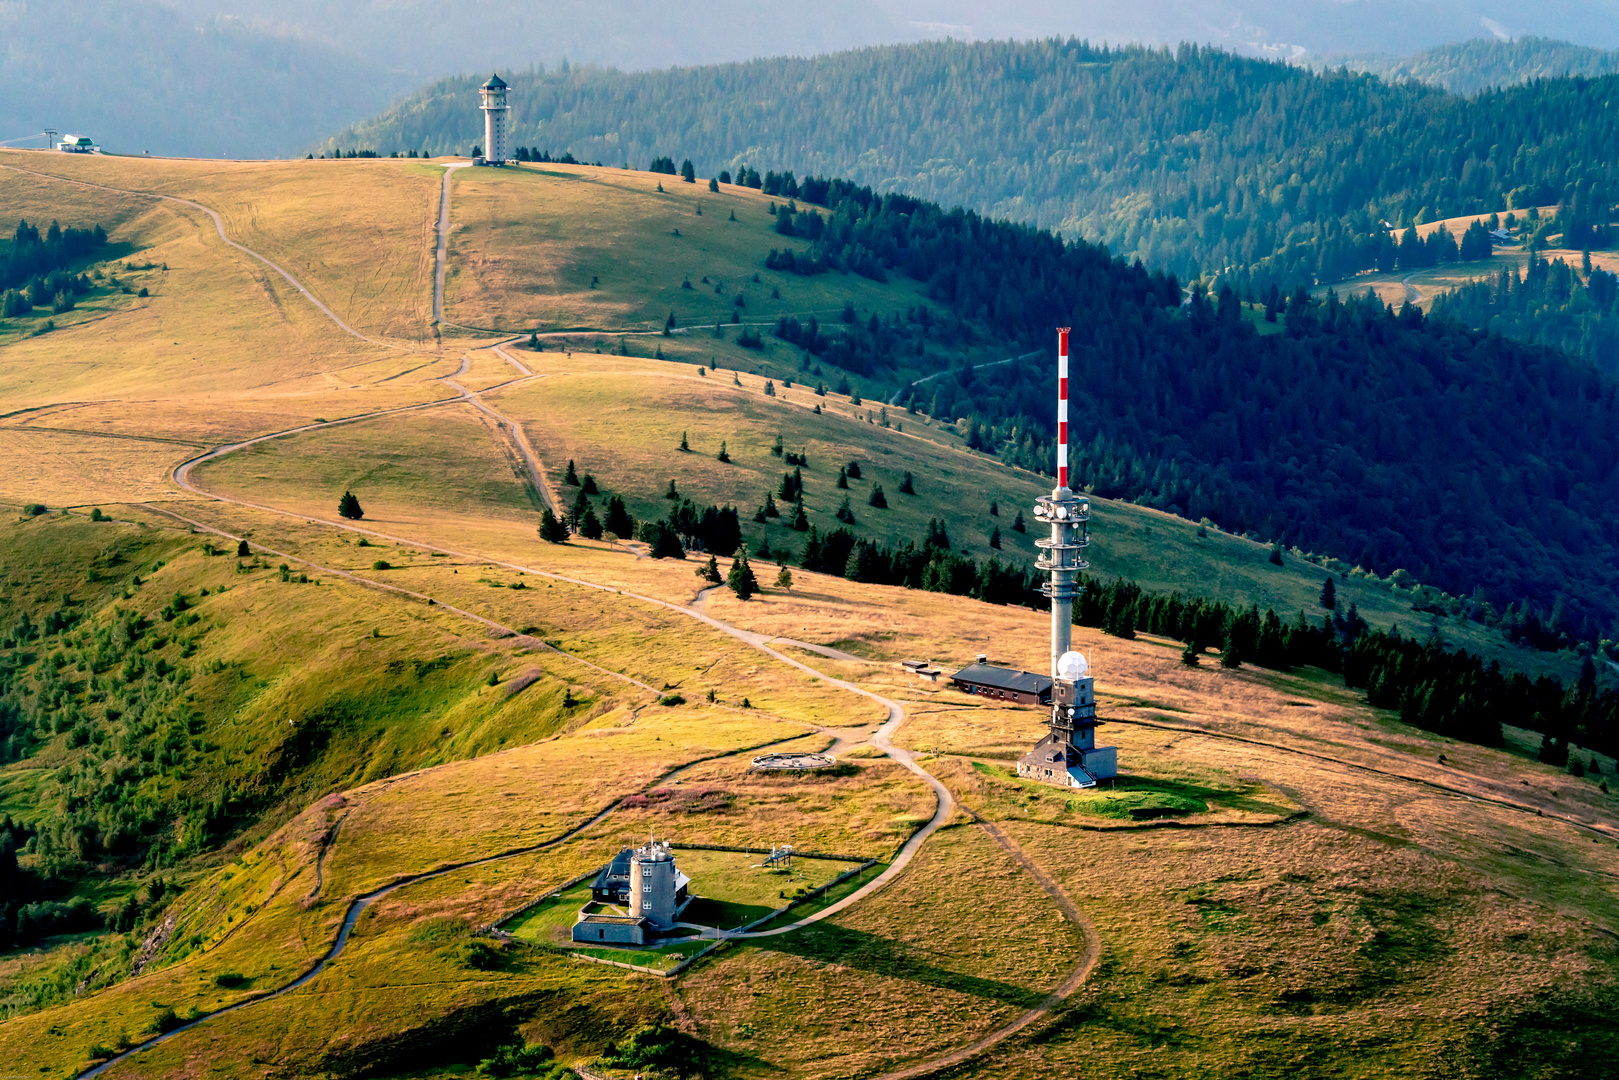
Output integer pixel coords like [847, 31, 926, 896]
[57, 135, 98, 153]
[477, 73, 510, 165]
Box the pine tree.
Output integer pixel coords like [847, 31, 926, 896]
[835, 495, 855, 524]
[697, 554, 722, 583]
[728, 550, 759, 599]
[771, 434, 784, 457]
[868, 483, 887, 508]
[765, 491, 779, 517]
[846, 461, 862, 480]
[579, 508, 604, 539]
[665, 479, 679, 499]
[837, 467, 849, 489]
[1181, 641, 1201, 666]
[1269, 543, 1284, 566]
[679, 431, 690, 452]
[681, 159, 696, 183]
[1319, 577, 1337, 609]
[604, 496, 634, 539]
[791, 502, 809, 531]
[717, 441, 731, 463]
[990, 526, 1001, 549]
[236, 539, 250, 557]
[899, 471, 915, 495]
[539, 508, 570, 543]
[565, 459, 580, 485]
[989, 500, 999, 516]
[1012, 510, 1026, 533]
[775, 565, 793, 590]
[582, 474, 599, 495]
[338, 490, 364, 520]
[571, 488, 591, 520]
[1219, 631, 1242, 669]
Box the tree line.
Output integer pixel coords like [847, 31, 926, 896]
[1, 218, 106, 317]
[333, 39, 1619, 290]
[1430, 254, 1619, 376]
[588, 487, 1616, 758]
[716, 170, 1619, 639]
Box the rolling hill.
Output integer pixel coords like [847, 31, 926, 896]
[332, 40, 1619, 294]
[1327, 34, 1619, 93]
[0, 150, 1615, 1079]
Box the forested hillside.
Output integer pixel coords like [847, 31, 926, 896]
[1331, 36, 1619, 94]
[1431, 254, 1619, 372]
[620, 175, 1619, 641]
[334, 40, 1619, 289]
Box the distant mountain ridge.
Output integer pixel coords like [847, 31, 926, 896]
[331, 39, 1619, 292]
[1322, 35, 1619, 94]
[10, 1, 1619, 157]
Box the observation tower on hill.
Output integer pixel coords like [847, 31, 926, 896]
[478, 73, 510, 165]
[1016, 327, 1118, 789]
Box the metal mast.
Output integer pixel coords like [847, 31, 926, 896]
[1034, 327, 1089, 681]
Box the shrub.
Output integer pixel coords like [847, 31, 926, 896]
[371, 560, 391, 570]
[22, 503, 46, 516]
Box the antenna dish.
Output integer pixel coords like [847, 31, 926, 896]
[1057, 651, 1088, 680]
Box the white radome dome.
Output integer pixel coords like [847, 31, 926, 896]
[1057, 651, 1088, 680]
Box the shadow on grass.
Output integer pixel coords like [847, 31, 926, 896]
[746, 922, 1047, 1010]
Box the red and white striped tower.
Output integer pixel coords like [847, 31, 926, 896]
[1057, 326, 1069, 489]
[1035, 327, 1089, 680]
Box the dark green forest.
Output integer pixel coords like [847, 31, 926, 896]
[335, 39, 1619, 289]
[1430, 254, 1619, 373]
[664, 175, 1619, 641]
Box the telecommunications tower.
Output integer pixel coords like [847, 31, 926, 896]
[1016, 328, 1118, 788]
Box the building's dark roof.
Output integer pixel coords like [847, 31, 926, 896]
[951, 663, 1052, 695]
[482, 72, 508, 90]
[593, 848, 633, 890]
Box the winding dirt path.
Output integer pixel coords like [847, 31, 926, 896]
[46, 164, 1093, 1079]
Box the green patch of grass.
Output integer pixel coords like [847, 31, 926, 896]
[971, 761, 1208, 818]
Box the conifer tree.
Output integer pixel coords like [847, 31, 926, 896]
[604, 496, 634, 539]
[697, 554, 722, 583]
[579, 508, 604, 539]
[679, 431, 690, 451]
[989, 500, 999, 516]
[899, 471, 916, 495]
[765, 491, 779, 517]
[539, 508, 570, 543]
[338, 491, 364, 520]
[868, 483, 887, 508]
[1319, 577, 1337, 609]
[835, 495, 855, 524]
[717, 441, 731, 463]
[727, 550, 758, 599]
[236, 539, 250, 557]
[837, 467, 849, 489]
[1012, 509, 1025, 532]
[665, 478, 679, 499]
[775, 565, 793, 590]
[990, 526, 1001, 549]
[1220, 630, 1243, 669]
[565, 459, 580, 485]
[791, 502, 809, 531]
[1181, 641, 1201, 666]
[771, 434, 784, 457]
[582, 474, 599, 495]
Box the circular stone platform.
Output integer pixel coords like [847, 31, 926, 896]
[750, 752, 838, 771]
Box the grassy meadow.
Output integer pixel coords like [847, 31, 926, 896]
[0, 154, 1615, 1080]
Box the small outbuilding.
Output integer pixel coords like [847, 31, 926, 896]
[57, 135, 98, 153]
[950, 662, 1053, 705]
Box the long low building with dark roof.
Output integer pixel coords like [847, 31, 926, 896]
[950, 662, 1054, 705]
